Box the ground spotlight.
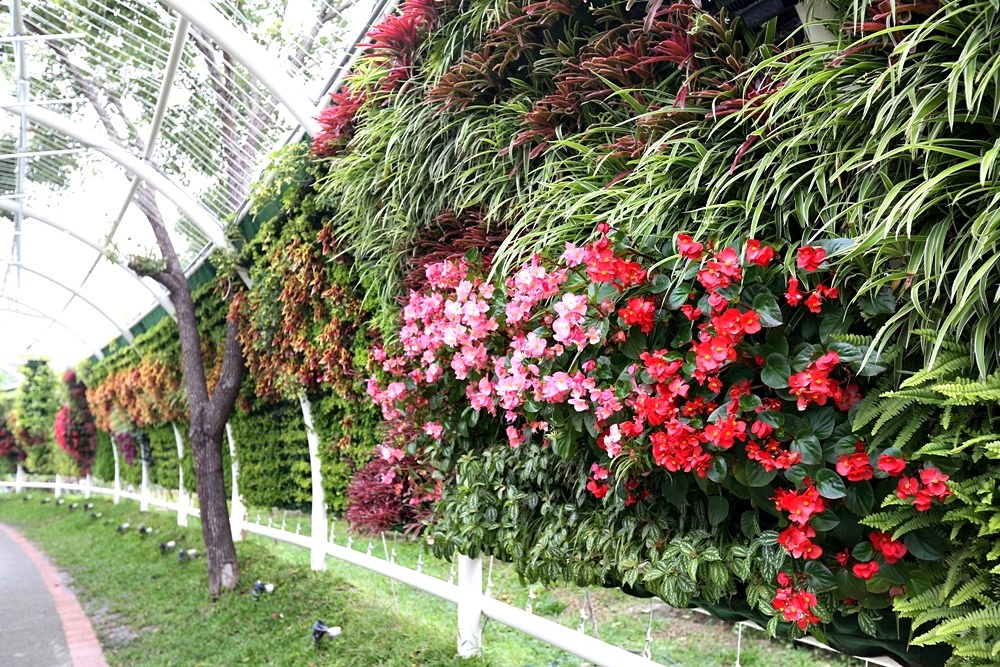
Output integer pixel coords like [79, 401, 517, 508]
[69, 502, 79, 510]
[312, 620, 342, 646]
[158, 540, 176, 556]
[178, 548, 198, 563]
[116, 522, 130, 533]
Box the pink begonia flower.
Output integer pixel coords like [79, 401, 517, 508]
[601, 424, 623, 457]
[380, 469, 397, 485]
[423, 422, 444, 439]
[563, 242, 587, 267]
[590, 463, 609, 480]
[384, 382, 406, 401]
[379, 445, 405, 462]
[506, 425, 525, 448]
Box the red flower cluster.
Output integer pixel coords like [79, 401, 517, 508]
[774, 484, 826, 526]
[696, 247, 742, 292]
[618, 296, 657, 334]
[836, 448, 874, 482]
[772, 572, 820, 629]
[778, 524, 822, 560]
[896, 467, 951, 511]
[796, 246, 827, 272]
[586, 463, 610, 498]
[788, 351, 860, 411]
[584, 235, 646, 289]
[870, 531, 907, 564]
[852, 560, 880, 580]
[746, 439, 801, 471]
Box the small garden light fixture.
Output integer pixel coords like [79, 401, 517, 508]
[252, 580, 275, 601]
[158, 540, 176, 555]
[312, 620, 341, 647]
[116, 522, 130, 533]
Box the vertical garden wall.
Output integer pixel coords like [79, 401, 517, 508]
[10, 0, 1000, 664]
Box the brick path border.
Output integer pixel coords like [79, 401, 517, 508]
[0, 525, 109, 667]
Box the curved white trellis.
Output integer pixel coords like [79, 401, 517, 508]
[0, 199, 176, 317]
[11, 262, 134, 342]
[0, 295, 104, 358]
[157, 0, 321, 137]
[0, 99, 231, 250]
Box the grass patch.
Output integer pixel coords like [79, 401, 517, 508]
[0, 491, 853, 667]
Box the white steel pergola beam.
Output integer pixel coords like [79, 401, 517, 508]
[0, 296, 104, 359]
[0, 199, 176, 316]
[95, 16, 190, 266]
[157, 0, 321, 136]
[0, 98, 231, 250]
[10, 262, 134, 342]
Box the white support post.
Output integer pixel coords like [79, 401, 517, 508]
[298, 395, 327, 571]
[111, 438, 121, 505]
[226, 422, 245, 542]
[457, 555, 484, 657]
[54, 473, 62, 498]
[140, 457, 150, 512]
[171, 423, 188, 527]
[84, 472, 92, 499]
[14, 463, 23, 493]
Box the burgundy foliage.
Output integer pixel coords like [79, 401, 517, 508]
[344, 455, 437, 535]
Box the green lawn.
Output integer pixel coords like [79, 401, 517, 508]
[0, 491, 854, 667]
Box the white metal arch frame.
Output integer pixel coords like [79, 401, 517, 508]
[0, 199, 177, 317]
[0, 99, 231, 250]
[11, 261, 135, 342]
[157, 0, 321, 137]
[0, 296, 104, 359]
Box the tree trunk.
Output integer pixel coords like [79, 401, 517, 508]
[132, 184, 244, 599]
[189, 407, 238, 596]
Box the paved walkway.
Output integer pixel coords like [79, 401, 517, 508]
[0, 524, 108, 667]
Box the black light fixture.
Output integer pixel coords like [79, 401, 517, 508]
[158, 540, 176, 556]
[137, 525, 154, 537]
[89, 512, 102, 521]
[252, 580, 275, 602]
[696, 0, 802, 30]
[312, 620, 342, 647]
[116, 522, 130, 533]
[69, 502, 79, 510]
[178, 548, 198, 563]
[40, 497, 50, 504]
[56, 498, 65, 505]
[84, 502, 94, 510]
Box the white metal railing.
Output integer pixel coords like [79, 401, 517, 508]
[0, 478, 904, 667]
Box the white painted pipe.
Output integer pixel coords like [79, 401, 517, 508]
[299, 395, 327, 571]
[111, 437, 121, 505]
[14, 463, 23, 493]
[140, 457, 150, 512]
[226, 422, 245, 542]
[457, 555, 483, 657]
[54, 473, 62, 498]
[172, 423, 188, 527]
[84, 472, 92, 499]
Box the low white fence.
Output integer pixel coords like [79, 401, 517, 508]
[0, 476, 904, 667]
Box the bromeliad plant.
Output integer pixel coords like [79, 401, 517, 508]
[367, 226, 953, 641]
